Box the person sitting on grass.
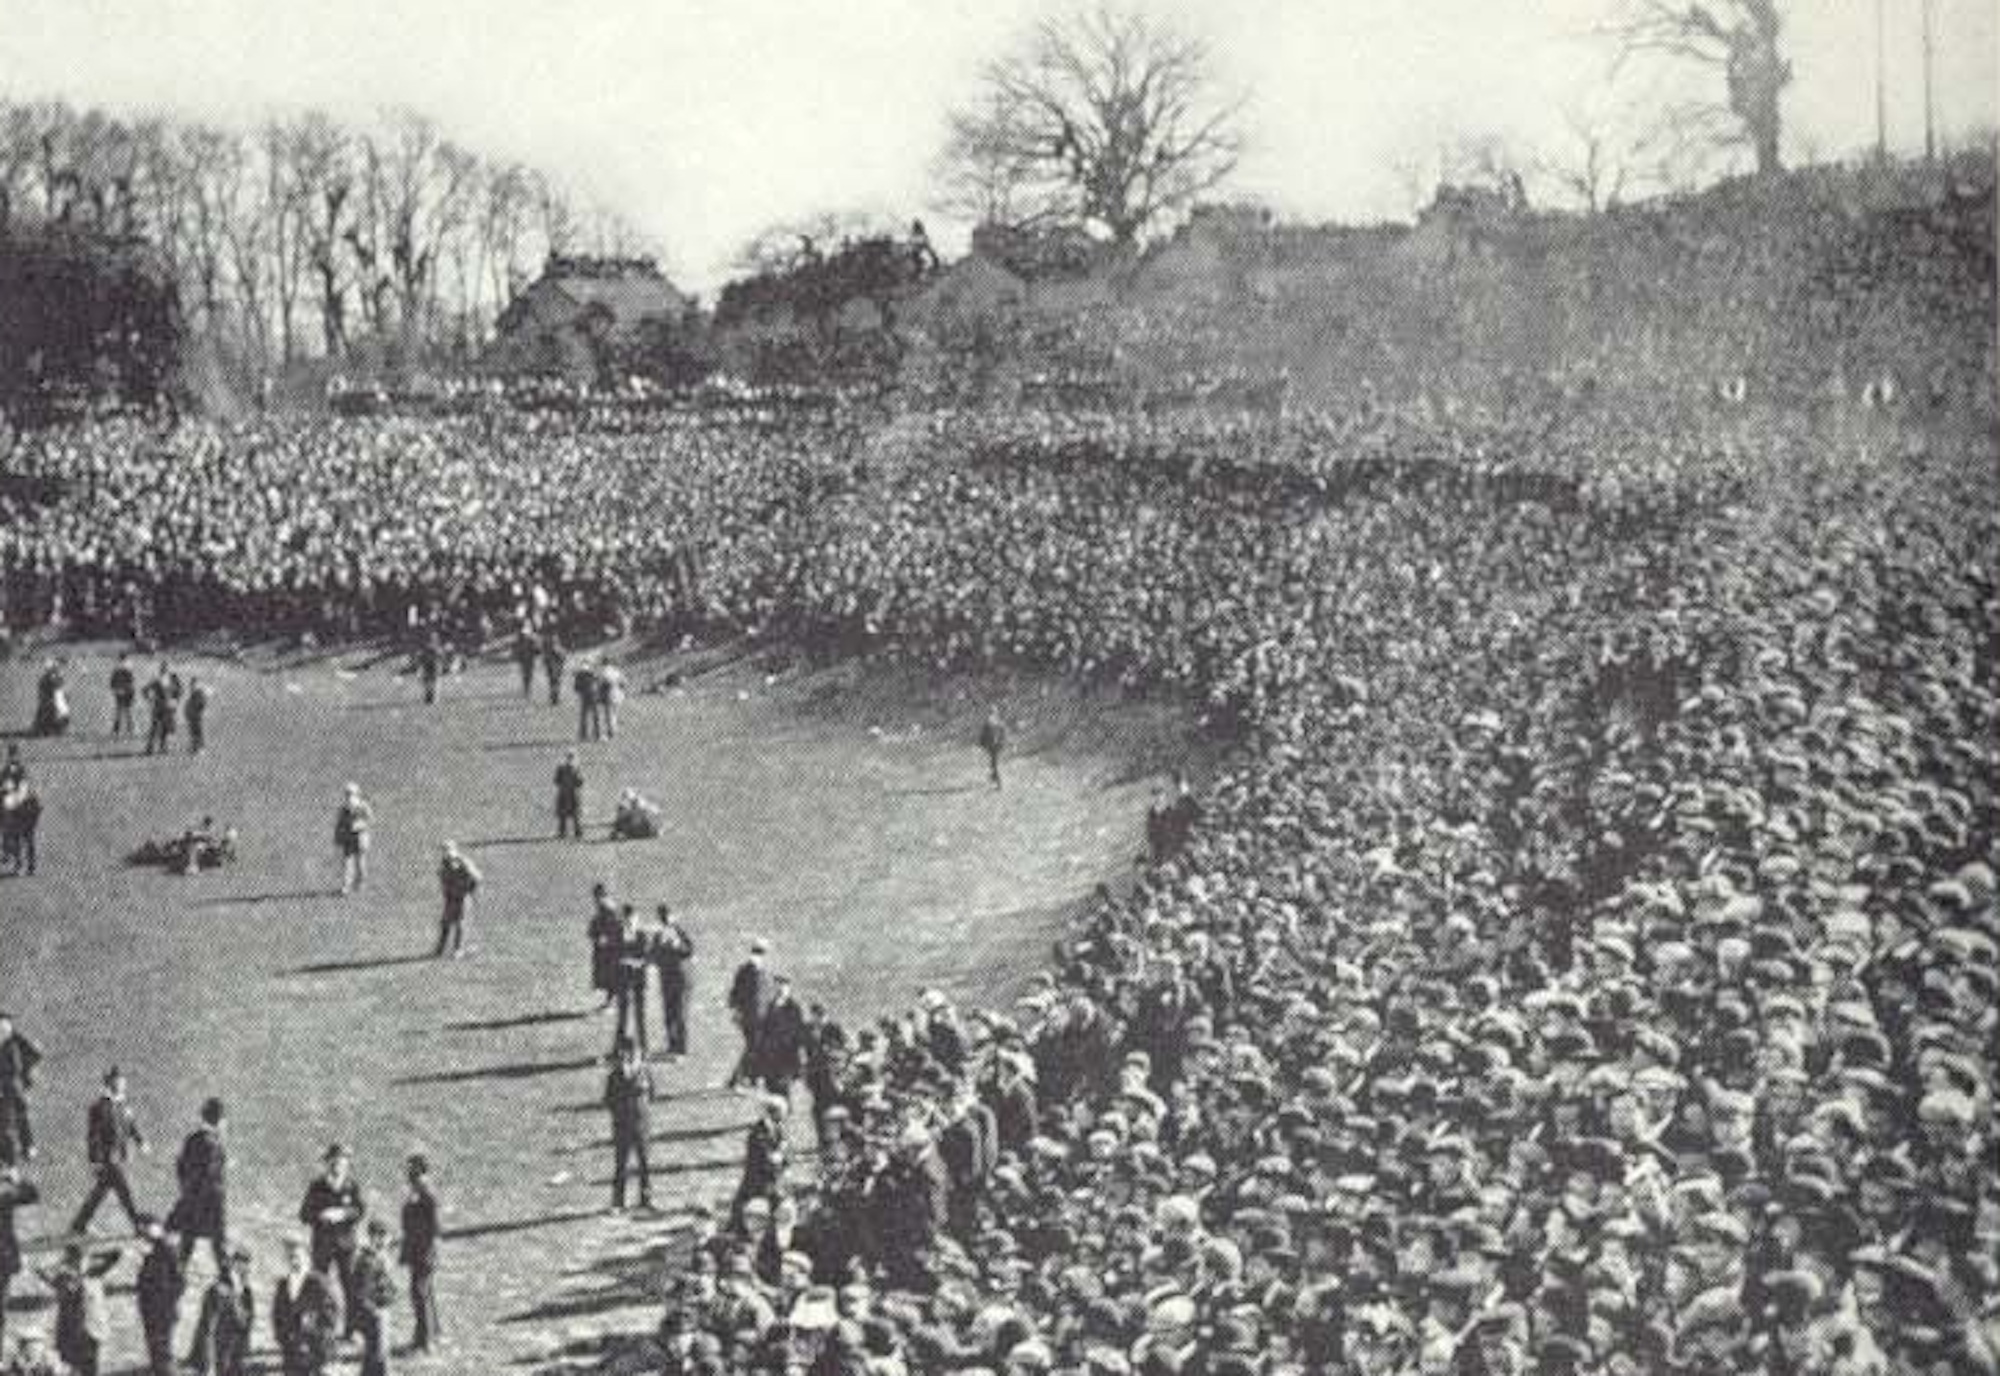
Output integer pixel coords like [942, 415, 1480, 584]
[610, 788, 662, 841]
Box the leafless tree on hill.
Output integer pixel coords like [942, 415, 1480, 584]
[1605, 0, 1791, 177]
[938, 4, 1247, 246]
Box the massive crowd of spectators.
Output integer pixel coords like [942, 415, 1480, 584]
[1, 355, 1996, 1375]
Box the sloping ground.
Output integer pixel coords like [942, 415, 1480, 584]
[0, 642, 1197, 1374]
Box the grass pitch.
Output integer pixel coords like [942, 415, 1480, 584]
[0, 641, 1189, 1373]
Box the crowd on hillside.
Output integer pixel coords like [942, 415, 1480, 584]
[1, 385, 1997, 1375]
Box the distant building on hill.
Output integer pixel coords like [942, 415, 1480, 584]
[488, 255, 696, 378]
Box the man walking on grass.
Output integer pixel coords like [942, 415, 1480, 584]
[71, 1067, 146, 1237]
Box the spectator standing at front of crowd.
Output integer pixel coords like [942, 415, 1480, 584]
[554, 751, 586, 839]
[0, 1013, 41, 1165]
[399, 1154, 440, 1355]
[184, 675, 210, 754]
[598, 660, 625, 738]
[433, 842, 481, 959]
[512, 622, 539, 698]
[108, 654, 136, 737]
[42, 1244, 118, 1376]
[135, 1214, 185, 1376]
[70, 1066, 147, 1236]
[189, 1244, 255, 1376]
[171, 1097, 228, 1269]
[273, 1235, 338, 1376]
[978, 708, 1006, 790]
[334, 784, 373, 896]
[541, 630, 567, 707]
[349, 1220, 396, 1376]
[297, 1144, 365, 1340]
[730, 1094, 788, 1232]
[756, 975, 808, 1100]
[416, 632, 442, 707]
[574, 659, 601, 741]
[0, 1161, 40, 1355]
[727, 940, 774, 1091]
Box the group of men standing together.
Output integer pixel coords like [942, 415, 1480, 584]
[0, 1013, 444, 1376]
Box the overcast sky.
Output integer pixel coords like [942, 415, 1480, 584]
[2, 0, 1993, 291]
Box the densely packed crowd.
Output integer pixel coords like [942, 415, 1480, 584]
[2, 371, 1996, 1375]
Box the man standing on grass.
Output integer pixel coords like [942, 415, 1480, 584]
[613, 907, 653, 1055]
[298, 1144, 366, 1341]
[171, 1097, 228, 1269]
[184, 675, 210, 754]
[727, 940, 774, 1091]
[652, 905, 694, 1059]
[574, 658, 600, 741]
[554, 751, 586, 840]
[541, 629, 567, 707]
[605, 1037, 654, 1213]
[399, 1154, 441, 1355]
[978, 707, 1006, 790]
[143, 661, 181, 755]
[434, 842, 481, 959]
[513, 622, 539, 698]
[334, 784, 373, 896]
[109, 654, 136, 737]
[0, 1013, 42, 1165]
[71, 1066, 147, 1236]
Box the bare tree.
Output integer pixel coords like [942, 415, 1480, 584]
[937, 5, 1246, 244]
[1606, 0, 1791, 177]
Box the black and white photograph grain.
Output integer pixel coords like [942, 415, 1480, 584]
[0, 2, 1996, 1373]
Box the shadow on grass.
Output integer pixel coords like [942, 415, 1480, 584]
[440, 1208, 605, 1242]
[446, 1009, 595, 1033]
[503, 1235, 677, 1328]
[198, 886, 339, 907]
[282, 952, 434, 976]
[883, 783, 986, 799]
[393, 1055, 602, 1088]
[480, 739, 576, 753]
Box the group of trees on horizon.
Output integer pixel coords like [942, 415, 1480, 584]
[0, 98, 649, 382]
[3, 0, 1992, 409]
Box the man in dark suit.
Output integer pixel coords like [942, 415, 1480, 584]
[71, 1066, 146, 1235]
[726, 940, 774, 1090]
[297, 1144, 366, 1339]
[135, 1215, 185, 1376]
[184, 676, 210, 753]
[399, 1154, 441, 1354]
[0, 1011, 42, 1165]
[554, 751, 586, 839]
[0, 1161, 39, 1354]
[513, 624, 539, 698]
[109, 654, 136, 737]
[143, 662, 180, 755]
[651, 905, 694, 1058]
[172, 1097, 228, 1268]
[755, 976, 809, 1099]
[604, 1038, 654, 1213]
[349, 1220, 396, 1376]
[541, 631, 567, 707]
[273, 1235, 339, 1376]
[730, 1095, 788, 1231]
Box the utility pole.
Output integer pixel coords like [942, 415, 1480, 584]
[1921, 0, 1937, 162]
[1874, 0, 1888, 161]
